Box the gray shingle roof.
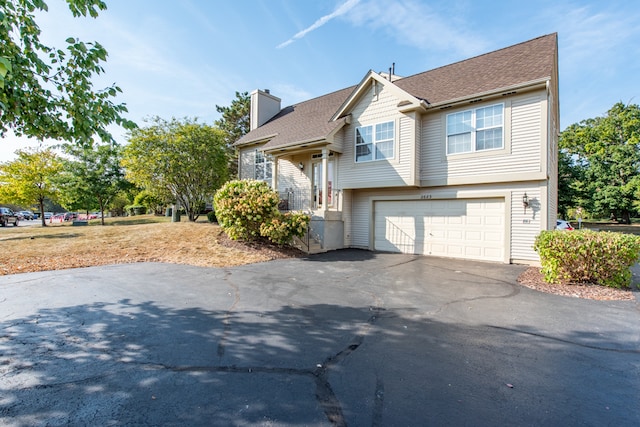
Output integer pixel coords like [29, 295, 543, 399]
[395, 33, 557, 105]
[236, 33, 557, 149]
[235, 86, 355, 149]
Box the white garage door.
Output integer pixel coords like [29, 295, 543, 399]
[374, 199, 505, 262]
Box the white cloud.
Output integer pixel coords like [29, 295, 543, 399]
[552, 5, 640, 74]
[344, 0, 489, 58]
[277, 0, 361, 49]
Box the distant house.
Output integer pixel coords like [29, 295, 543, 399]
[235, 34, 559, 264]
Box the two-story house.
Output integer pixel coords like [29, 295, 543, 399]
[235, 33, 559, 264]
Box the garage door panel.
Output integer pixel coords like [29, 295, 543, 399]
[374, 198, 505, 262]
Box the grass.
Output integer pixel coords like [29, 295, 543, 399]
[0, 215, 297, 276]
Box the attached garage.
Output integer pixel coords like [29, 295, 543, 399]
[373, 198, 505, 262]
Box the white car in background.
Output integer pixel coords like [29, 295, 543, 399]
[555, 219, 574, 231]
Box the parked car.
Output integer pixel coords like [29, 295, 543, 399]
[18, 211, 34, 220]
[0, 207, 19, 227]
[556, 219, 574, 231]
[43, 212, 53, 220]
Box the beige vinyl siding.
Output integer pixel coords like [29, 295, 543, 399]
[277, 158, 308, 191]
[342, 189, 353, 247]
[331, 127, 344, 153]
[238, 147, 256, 180]
[351, 191, 371, 248]
[420, 92, 545, 184]
[398, 115, 414, 182]
[338, 83, 415, 189]
[421, 114, 441, 181]
[547, 90, 559, 228]
[511, 95, 544, 172]
[276, 157, 311, 210]
[510, 187, 542, 261]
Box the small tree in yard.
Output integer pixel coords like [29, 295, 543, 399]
[214, 179, 309, 245]
[123, 117, 228, 222]
[0, 148, 62, 226]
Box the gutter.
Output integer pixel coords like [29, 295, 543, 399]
[425, 78, 550, 109]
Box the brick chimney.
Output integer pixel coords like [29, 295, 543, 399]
[250, 89, 281, 131]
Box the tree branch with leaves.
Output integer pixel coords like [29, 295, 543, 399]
[0, 0, 136, 146]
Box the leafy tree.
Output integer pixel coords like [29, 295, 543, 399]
[215, 91, 249, 178]
[133, 189, 167, 215]
[123, 117, 229, 222]
[58, 142, 128, 225]
[0, 147, 62, 225]
[557, 149, 585, 219]
[0, 0, 136, 145]
[560, 102, 640, 223]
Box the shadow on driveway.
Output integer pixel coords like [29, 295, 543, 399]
[2, 284, 639, 426]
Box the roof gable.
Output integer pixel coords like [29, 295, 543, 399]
[331, 71, 425, 121]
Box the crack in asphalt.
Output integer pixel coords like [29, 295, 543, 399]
[217, 269, 240, 360]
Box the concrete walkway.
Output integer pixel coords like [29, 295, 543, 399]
[1, 250, 639, 426]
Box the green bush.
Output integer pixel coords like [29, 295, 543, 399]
[534, 230, 640, 288]
[214, 180, 310, 245]
[213, 180, 280, 240]
[260, 211, 310, 246]
[206, 210, 217, 223]
[124, 204, 147, 216]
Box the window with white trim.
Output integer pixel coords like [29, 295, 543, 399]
[355, 121, 395, 162]
[446, 103, 504, 155]
[254, 150, 272, 182]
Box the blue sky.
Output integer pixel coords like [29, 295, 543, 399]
[2, 0, 640, 162]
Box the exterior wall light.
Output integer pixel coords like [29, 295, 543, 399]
[298, 162, 304, 170]
[522, 192, 529, 212]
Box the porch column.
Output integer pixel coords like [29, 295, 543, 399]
[271, 155, 278, 190]
[321, 148, 328, 212]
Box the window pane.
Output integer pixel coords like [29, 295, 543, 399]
[476, 128, 503, 150]
[356, 126, 372, 145]
[376, 141, 394, 160]
[356, 143, 373, 161]
[375, 121, 394, 141]
[265, 161, 273, 180]
[447, 111, 472, 135]
[447, 133, 471, 154]
[476, 104, 503, 129]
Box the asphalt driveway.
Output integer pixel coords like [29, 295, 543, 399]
[1, 250, 639, 426]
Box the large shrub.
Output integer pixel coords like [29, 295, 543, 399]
[213, 180, 280, 240]
[214, 180, 311, 245]
[534, 229, 640, 288]
[260, 211, 310, 246]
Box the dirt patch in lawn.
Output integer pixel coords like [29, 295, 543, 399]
[517, 267, 636, 301]
[0, 218, 304, 276]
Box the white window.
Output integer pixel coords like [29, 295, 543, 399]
[355, 121, 395, 162]
[254, 150, 272, 182]
[447, 104, 504, 155]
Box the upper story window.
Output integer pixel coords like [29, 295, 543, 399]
[255, 150, 273, 182]
[446, 103, 504, 155]
[355, 121, 395, 162]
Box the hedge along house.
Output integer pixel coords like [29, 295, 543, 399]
[235, 34, 559, 264]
